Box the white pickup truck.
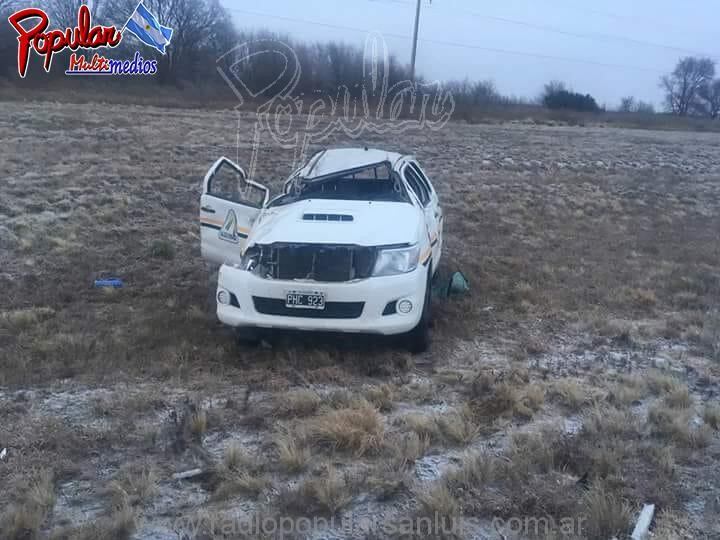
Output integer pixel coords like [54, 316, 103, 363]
[199, 148, 443, 352]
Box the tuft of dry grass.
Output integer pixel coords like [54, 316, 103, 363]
[703, 403, 720, 429]
[363, 384, 396, 412]
[400, 407, 479, 447]
[521, 383, 546, 414]
[415, 482, 461, 522]
[401, 413, 441, 443]
[325, 389, 356, 409]
[608, 374, 648, 405]
[212, 470, 267, 501]
[1, 307, 55, 331]
[209, 442, 267, 500]
[648, 445, 677, 477]
[507, 428, 561, 477]
[581, 482, 632, 539]
[0, 470, 56, 540]
[437, 406, 480, 445]
[108, 463, 158, 508]
[664, 385, 693, 409]
[310, 466, 353, 515]
[467, 370, 545, 421]
[551, 379, 587, 410]
[222, 442, 256, 472]
[652, 509, 691, 539]
[303, 402, 384, 456]
[51, 501, 136, 540]
[519, 333, 548, 355]
[273, 389, 321, 418]
[619, 287, 658, 311]
[648, 404, 711, 449]
[274, 429, 311, 473]
[583, 406, 639, 440]
[401, 380, 436, 403]
[384, 431, 430, 469]
[646, 370, 682, 396]
[701, 309, 720, 360]
[189, 408, 207, 442]
[367, 460, 412, 501]
[149, 238, 175, 260]
[444, 451, 498, 491]
[277, 465, 353, 515]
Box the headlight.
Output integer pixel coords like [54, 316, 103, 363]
[240, 247, 259, 271]
[372, 245, 420, 277]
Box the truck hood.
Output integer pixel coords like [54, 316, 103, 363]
[248, 199, 422, 247]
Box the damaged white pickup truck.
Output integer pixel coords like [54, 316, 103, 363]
[199, 148, 443, 352]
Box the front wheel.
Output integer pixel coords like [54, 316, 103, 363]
[406, 267, 432, 354]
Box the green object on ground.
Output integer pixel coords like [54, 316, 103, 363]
[432, 271, 470, 299]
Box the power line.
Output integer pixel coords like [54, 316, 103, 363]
[375, 0, 710, 37]
[226, 8, 668, 74]
[440, 5, 719, 59]
[365, 0, 718, 58]
[548, 0, 691, 30]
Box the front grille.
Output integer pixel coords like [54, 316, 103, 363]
[253, 244, 376, 282]
[253, 297, 365, 319]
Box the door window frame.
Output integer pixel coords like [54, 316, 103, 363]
[408, 162, 435, 200]
[402, 164, 430, 207]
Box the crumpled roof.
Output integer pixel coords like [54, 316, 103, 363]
[298, 148, 403, 181]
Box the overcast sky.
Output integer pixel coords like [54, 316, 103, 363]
[222, 0, 719, 109]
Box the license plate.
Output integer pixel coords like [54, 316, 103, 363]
[285, 291, 326, 310]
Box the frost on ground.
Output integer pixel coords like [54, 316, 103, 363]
[1, 100, 720, 539]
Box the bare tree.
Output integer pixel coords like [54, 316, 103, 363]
[619, 96, 655, 114]
[619, 96, 635, 113]
[104, 0, 234, 83]
[0, 0, 20, 78]
[0, 0, 17, 11]
[540, 80, 567, 104]
[698, 79, 720, 119]
[44, 0, 105, 28]
[660, 56, 716, 116]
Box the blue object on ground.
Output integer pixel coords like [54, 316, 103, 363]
[94, 278, 124, 288]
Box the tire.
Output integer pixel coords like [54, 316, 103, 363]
[406, 266, 432, 354]
[235, 327, 261, 347]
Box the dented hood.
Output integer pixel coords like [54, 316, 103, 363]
[248, 199, 423, 247]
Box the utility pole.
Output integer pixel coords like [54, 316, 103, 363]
[410, 0, 422, 81]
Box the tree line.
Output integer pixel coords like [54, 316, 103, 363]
[0, 0, 718, 119]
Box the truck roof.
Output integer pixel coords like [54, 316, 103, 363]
[299, 148, 404, 180]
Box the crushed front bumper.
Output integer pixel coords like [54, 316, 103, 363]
[216, 263, 426, 335]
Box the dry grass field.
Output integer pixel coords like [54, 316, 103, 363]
[1, 99, 720, 539]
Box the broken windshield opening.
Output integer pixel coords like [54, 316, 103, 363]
[270, 162, 410, 207]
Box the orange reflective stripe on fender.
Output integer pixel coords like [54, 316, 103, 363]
[200, 217, 250, 235]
